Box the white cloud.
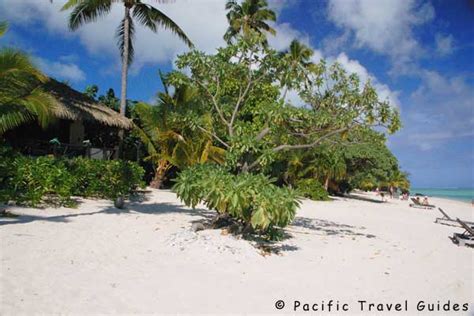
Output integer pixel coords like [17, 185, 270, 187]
[34, 57, 86, 82]
[321, 30, 350, 55]
[435, 33, 455, 57]
[268, 22, 310, 51]
[327, 0, 434, 65]
[394, 71, 474, 151]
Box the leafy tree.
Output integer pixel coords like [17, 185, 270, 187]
[168, 16, 402, 235]
[61, 0, 193, 153]
[173, 164, 299, 237]
[336, 130, 406, 193]
[0, 21, 54, 135]
[168, 35, 401, 175]
[224, 0, 276, 44]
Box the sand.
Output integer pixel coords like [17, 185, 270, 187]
[1, 190, 473, 315]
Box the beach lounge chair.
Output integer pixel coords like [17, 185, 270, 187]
[450, 218, 474, 248]
[409, 197, 435, 209]
[435, 208, 474, 227]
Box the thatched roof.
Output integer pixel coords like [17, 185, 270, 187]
[43, 79, 133, 129]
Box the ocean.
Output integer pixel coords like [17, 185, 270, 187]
[410, 188, 473, 203]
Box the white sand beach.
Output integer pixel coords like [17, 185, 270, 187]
[1, 190, 473, 315]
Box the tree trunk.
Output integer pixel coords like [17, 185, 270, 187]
[118, 5, 131, 159]
[282, 86, 288, 102]
[150, 160, 169, 189]
[324, 175, 329, 191]
[149, 172, 164, 189]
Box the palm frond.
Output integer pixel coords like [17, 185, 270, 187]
[17, 88, 56, 128]
[225, 0, 239, 10]
[0, 48, 44, 80]
[224, 0, 276, 42]
[132, 3, 159, 32]
[158, 69, 169, 95]
[0, 104, 34, 135]
[0, 47, 56, 134]
[133, 122, 159, 157]
[61, 0, 84, 11]
[138, 3, 193, 48]
[116, 15, 135, 66]
[67, 0, 113, 31]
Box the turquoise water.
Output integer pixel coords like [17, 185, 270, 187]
[411, 188, 473, 203]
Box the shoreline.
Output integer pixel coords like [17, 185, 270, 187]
[409, 188, 473, 204]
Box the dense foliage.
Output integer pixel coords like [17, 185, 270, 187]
[0, 154, 75, 206]
[168, 35, 400, 175]
[0, 151, 145, 207]
[133, 76, 225, 188]
[173, 164, 300, 236]
[295, 178, 330, 201]
[66, 157, 145, 199]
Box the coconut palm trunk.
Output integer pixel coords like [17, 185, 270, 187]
[150, 160, 171, 189]
[118, 5, 131, 158]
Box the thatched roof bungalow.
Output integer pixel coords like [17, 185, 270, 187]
[44, 79, 132, 130]
[4, 79, 132, 158]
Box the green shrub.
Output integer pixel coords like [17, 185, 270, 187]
[295, 178, 330, 201]
[66, 158, 145, 199]
[2, 156, 76, 206]
[172, 164, 300, 237]
[0, 152, 145, 207]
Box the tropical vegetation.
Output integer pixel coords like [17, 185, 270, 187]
[0, 1, 411, 239]
[0, 21, 55, 135]
[61, 0, 193, 153]
[0, 147, 144, 207]
[173, 164, 299, 239]
[224, 0, 276, 44]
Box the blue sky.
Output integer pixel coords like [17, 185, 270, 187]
[0, 0, 473, 188]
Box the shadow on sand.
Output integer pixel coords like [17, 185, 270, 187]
[1, 197, 374, 254]
[343, 193, 385, 204]
[290, 217, 376, 239]
[0, 200, 214, 227]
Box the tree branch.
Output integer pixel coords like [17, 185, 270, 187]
[255, 126, 270, 141]
[273, 127, 350, 152]
[195, 78, 229, 127]
[196, 125, 230, 149]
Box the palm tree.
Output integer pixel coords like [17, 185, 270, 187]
[0, 22, 54, 135]
[385, 170, 410, 192]
[224, 0, 276, 44]
[279, 39, 315, 100]
[134, 79, 225, 188]
[286, 148, 346, 191]
[61, 0, 193, 153]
